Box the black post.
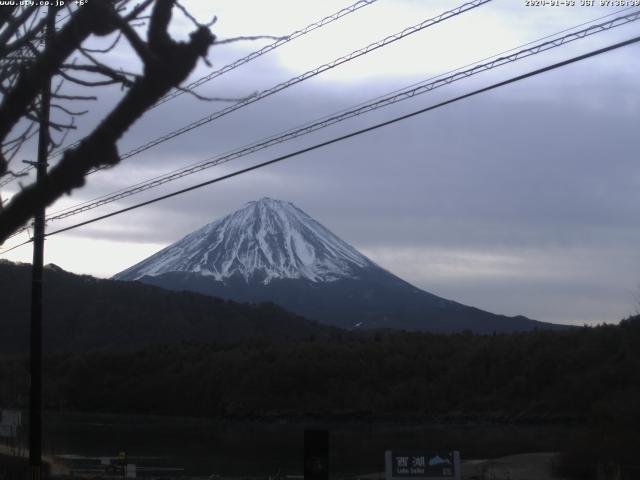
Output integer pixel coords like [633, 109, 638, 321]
[304, 430, 329, 480]
[29, 8, 53, 480]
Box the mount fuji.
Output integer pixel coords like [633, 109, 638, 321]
[114, 198, 558, 333]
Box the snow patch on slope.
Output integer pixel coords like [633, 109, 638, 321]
[114, 198, 376, 284]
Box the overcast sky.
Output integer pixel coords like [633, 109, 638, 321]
[3, 0, 640, 326]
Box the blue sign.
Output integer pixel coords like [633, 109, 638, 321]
[385, 451, 461, 480]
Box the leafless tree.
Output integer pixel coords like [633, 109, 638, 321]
[0, 0, 216, 243]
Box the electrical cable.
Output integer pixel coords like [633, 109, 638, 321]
[17, 34, 635, 245]
[42, 9, 640, 223]
[1, 0, 381, 186]
[152, 0, 381, 109]
[48, 0, 493, 171]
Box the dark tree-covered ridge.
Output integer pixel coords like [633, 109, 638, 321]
[0, 260, 340, 354]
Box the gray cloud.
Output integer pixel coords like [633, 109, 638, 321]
[5, 1, 639, 326]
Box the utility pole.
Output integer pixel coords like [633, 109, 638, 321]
[29, 8, 54, 480]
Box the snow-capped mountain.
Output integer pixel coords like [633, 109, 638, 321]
[115, 197, 376, 284]
[115, 198, 561, 333]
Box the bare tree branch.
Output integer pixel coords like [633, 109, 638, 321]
[0, 6, 18, 30]
[57, 69, 125, 87]
[107, 11, 156, 64]
[0, 1, 116, 175]
[50, 104, 88, 116]
[61, 63, 137, 87]
[0, 0, 215, 242]
[81, 31, 123, 54]
[2, 168, 31, 180]
[176, 85, 257, 103]
[51, 93, 98, 101]
[174, 1, 216, 29]
[48, 116, 76, 151]
[123, 0, 155, 21]
[1, 14, 49, 56]
[24, 111, 77, 132]
[2, 120, 37, 148]
[0, 6, 38, 51]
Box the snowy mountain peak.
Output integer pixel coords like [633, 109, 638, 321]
[114, 198, 376, 284]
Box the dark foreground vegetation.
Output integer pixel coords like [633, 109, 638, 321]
[1, 260, 639, 477]
[0, 453, 49, 480]
[1, 317, 639, 477]
[1, 316, 638, 421]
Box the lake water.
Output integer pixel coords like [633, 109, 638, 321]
[40, 412, 587, 477]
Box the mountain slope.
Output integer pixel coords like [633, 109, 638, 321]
[0, 260, 339, 354]
[115, 197, 374, 284]
[115, 198, 562, 333]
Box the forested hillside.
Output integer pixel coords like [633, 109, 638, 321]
[1, 317, 638, 425]
[0, 261, 339, 353]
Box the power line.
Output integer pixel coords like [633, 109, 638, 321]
[3, 33, 638, 253]
[15, 34, 634, 245]
[0, 166, 32, 188]
[4, 6, 635, 249]
[45, 6, 640, 218]
[3, 0, 382, 185]
[152, 0, 380, 109]
[45, 0, 382, 160]
[41, 9, 640, 224]
[0, 237, 31, 254]
[75, 0, 493, 172]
